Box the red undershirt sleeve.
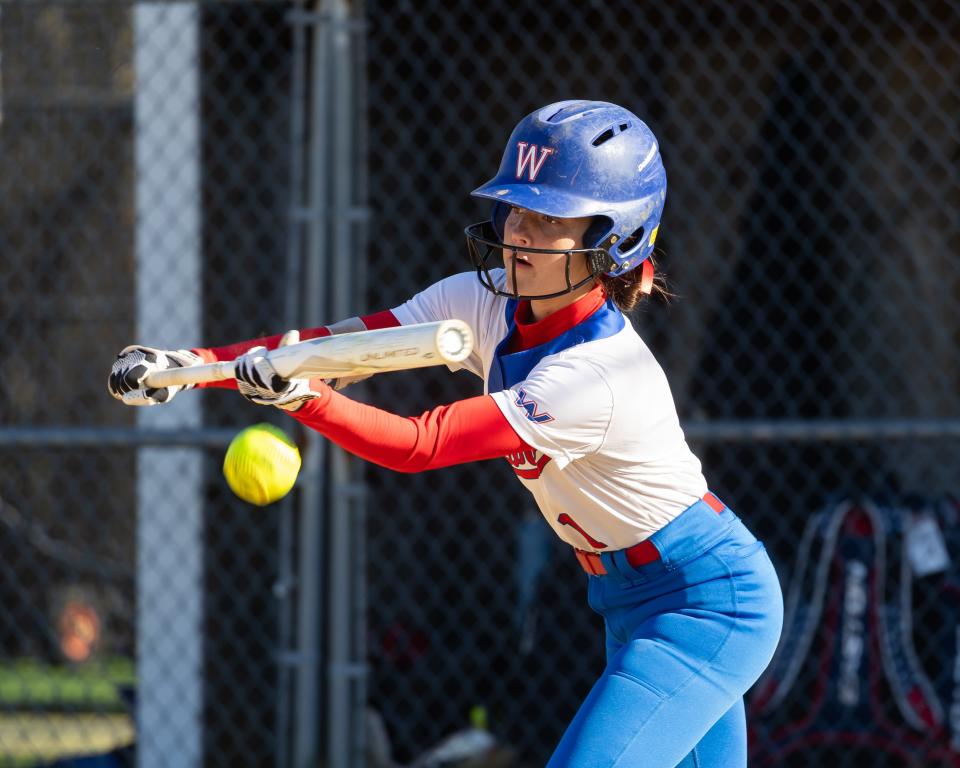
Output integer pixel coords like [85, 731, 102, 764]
[189, 310, 400, 389]
[290, 390, 531, 472]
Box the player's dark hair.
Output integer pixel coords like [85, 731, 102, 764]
[597, 253, 671, 312]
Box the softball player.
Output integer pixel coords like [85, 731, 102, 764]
[110, 100, 784, 767]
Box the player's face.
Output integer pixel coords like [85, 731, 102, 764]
[501, 206, 594, 296]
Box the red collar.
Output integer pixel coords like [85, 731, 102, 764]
[508, 284, 607, 353]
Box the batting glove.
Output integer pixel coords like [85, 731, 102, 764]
[108, 345, 204, 406]
[234, 331, 324, 412]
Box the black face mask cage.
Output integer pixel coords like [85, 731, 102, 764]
[464, 221, 614, 301]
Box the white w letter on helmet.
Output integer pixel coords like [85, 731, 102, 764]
[515, 142, 555, 182]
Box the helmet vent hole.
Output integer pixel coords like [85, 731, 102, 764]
[618, 226, 645, 254]
[592, 128, 615, 147]
[544, 102, 597, 123]
[546, 106, 566, 122]
[591, 122, 632, 147]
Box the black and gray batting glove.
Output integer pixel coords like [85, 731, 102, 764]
[234, 332, 322, 412]
[108, 345, 204, 406]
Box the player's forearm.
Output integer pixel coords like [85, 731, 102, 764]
[290, 390, 528, 472]
[192, 310, 401, 389]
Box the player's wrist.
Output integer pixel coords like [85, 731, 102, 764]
[274, 380, 325, 412]
[189, 347, 218, 365]
[276, 379, 330, 413]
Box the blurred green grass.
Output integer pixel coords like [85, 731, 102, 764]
[0, 659, 136, 765]
[0, 713, 134, 766]
[0, 658, 135, 710]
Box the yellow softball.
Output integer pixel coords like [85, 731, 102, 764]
[223, 423, 301, 506]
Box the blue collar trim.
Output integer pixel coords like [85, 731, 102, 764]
[487, 298, 625, 392]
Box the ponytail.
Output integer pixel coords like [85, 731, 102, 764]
[598, 253, 671, 312]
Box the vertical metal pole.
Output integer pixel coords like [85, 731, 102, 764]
[325, 2, 369, 766]
[275, 495, 295, 768]
[324, 0, 351, 760]
[292, 3, 368, 765]
[292, 3, 329, 766]
[277, 6, 311, 767]
[134, 4, 203, 767]
[353, 2, 372, 759]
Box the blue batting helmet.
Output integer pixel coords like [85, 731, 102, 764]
[466, 100, 666, 289]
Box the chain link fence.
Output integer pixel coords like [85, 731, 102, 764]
[362, 1, 960, 766]
[0, 2, 297, 766]
[1, 0, 958, 767]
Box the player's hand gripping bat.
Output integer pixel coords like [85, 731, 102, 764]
[142, 320, 474, 389]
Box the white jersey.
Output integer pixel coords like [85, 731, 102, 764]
[390, 269, 708, 552]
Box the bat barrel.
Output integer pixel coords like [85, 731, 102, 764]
[435, 320, 473, 363]
[139, 320, 473, 389]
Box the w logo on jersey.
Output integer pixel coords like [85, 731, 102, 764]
[514, 388, 554, 423]
[505, 448, 551, 479]
[515, 142, 554, 182]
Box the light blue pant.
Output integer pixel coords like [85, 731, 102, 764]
[547, 498, 784, 767]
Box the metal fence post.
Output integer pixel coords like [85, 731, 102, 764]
[133, 4, 203, 767]
[289, 0, 330, 762]
[324, 4, 370, 765]
[285, 2, 371, 766]
[277, 5, 312, 767]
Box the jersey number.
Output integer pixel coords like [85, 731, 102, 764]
[557, 513, 608, 550]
